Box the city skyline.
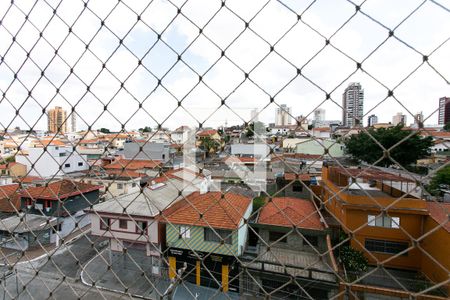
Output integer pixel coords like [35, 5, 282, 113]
[0, 0, 449, 131]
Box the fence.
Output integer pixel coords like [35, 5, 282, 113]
[0, 0, 449, 299]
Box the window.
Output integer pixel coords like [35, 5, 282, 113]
[51, 223, 62, 233]
[365, 239, 408, 255]
[64, 163, 70, 168]
[117, 183, 123, 189]
[132, 183, 137, 188]
[162, 154, 165, 159]
[119, 219, 127, 229]
[368, 214, 400, 228]
[292, 182, 303, 192]
[78, 162, 83, 167]
[269, 231, 287, 243]
[204, 228, 232, 244]
[59, 153, 66, 157]
[304, 235, 318, 247]
[100, 217, 110, 230]
[136, 221, 147, 234]
[180, 226, 191, 239]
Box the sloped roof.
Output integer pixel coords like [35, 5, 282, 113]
[20, 180, 100, 200]
[0, 184, 21, 213]
[258, 197, 324, 230]
[0, 162, 24, 169]
[161, 192, 251, 230]
[90, 178, 196, 217]
[103, 159, 162, 170]
[197, 129, 218, 137]
[284, 173, 313, 181]
[426, 202, 450, 232]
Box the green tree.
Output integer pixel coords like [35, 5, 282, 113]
[428, 165, 450, 195]
[99, 128, 111, 134]
[245, 121, 266, 138]
[339, 245, 368, 274]
[444, 122, 450, 132]
[140, 126, 152, 133]
[200, 137, 220, 154]
[345, 125, 433, 167]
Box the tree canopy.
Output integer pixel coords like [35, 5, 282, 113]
[139, 126, 152, 133]
[99, 128, 111, 134]
[444, 122, 450, 132]
[345, 125, 433, 167]
[428, 165, 450, 195]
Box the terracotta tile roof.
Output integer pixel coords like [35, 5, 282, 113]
[329, 167, 415, 182]
[20, 180, 100, 201]
[32, 139, 66, 147]
[0, 184, 21, 213]
[313, 127, 331, 132]
[15, 176, 43, 184]
[197, 129, 218, 137]
[103, 159, 162, 170]
[284, 173, 313, 181]
[258, 197, 324, 230]
[272, 153, 322, 161]
[426, 202, 450, 232]
[223, 156, 257, 163]
[0, 162, 21, 169]
[161, 192, 251, 230]
[422, 131, 450, 138]
[79, 139, 100, 144]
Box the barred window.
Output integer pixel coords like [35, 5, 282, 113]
[365, 239, 409, 255]
[368, 214, 400, 229]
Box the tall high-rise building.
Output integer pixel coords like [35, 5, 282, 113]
[413, 112, 424, 128]
[438, 97, 450, 125]
[71, 112, 77, 132]
[250, 108, 259, 122]
[392, 112, 407, 126]
[47, 106, 68, 133]
[367, 114, 378, 127]
[314, 108, 325, 124]
[342, 82, 364, 127]
[275, 104, 292, 126]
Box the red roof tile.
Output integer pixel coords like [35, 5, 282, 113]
[15, 176, 43, 184]
[197, 129, 218, 137]
[103, 159, 162, 170]
[426, 202, 450, 232]
[20, 180, 100, 201]
[0, 162, 19, 169]
[161, 192, 251, 230]
[284, 173, 313, 181]
[0, 184, 21, 213]
[258, 197, 324, 230]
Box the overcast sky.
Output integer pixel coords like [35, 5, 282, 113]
[0, 0, 449, 131]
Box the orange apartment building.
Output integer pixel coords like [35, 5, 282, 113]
[320, 164, 449, 297]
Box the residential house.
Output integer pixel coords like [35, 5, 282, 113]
[162, 191, 252, 293]
[171, 126, 192, 144]
[103, 159, 162, 177]
[0, 214, 57, 250]
[76, 139, 107, 159]
[16, 140, 89, 177]
[0, 184, 21, 217]
[230, 143, 271, 160]
[20, 180, 101, 244]
[295, 139, 345, 158]
[73, 169, 143, 199]
[87, 168, 210, 275]
[312, 127, 331, 139]
[0, 162, 27, 177]
[196, 129, 223, 152]
[241, 197, 337, 299]
[276, 173, 317, 200]
[123, 141, 172, 163]
[321, 164, 449, 298]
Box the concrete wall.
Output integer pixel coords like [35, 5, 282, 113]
[238, 201, 253, 256]
[16, 146, 88, 177]
[124, 142, 170, 163]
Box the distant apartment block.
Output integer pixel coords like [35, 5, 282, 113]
[438, 97, 450, 125]
[275, 104, 292, 126]
[342, 83, 364, 127]
[367, 114, 378, 127]
[47, 106, 68, 133]
[392, 112, 407, 126]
